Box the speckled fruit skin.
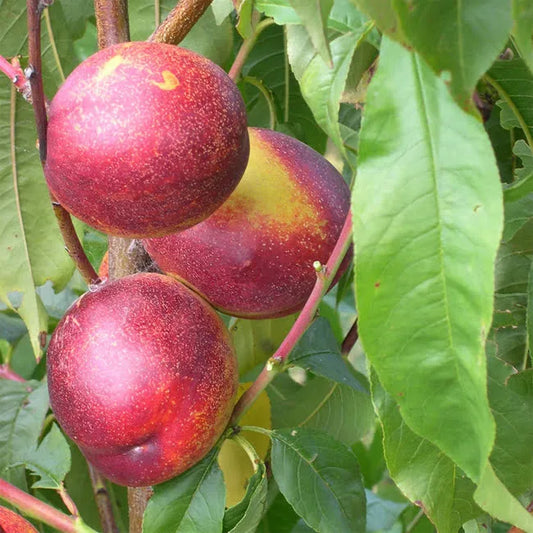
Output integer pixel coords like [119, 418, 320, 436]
[143, 128, 351, 319]
[45, 41, 249, 238]
[46, 273, 238, 487]
[0, 507, 38, 533]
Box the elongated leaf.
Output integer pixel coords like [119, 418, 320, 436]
[288, 0, 333, 65]
[487, 58, 533, 147]
[143, 449, 225, 533]
[269, 373, 374, 446]
[18, 423, 71, 490]
[350, 0, 405, 42]
[271, 428, 366, 533]
[287, 26, 367, 154]
[0, 1, 79, 356]
[0, 380, 49, 488]
[512, 0, 533, 73]
[504, 141, 533, 202]
[371, 370, 480, 533]
[353, 37, 502, 480]
[393, 0, 512, 109]
[288, 317, 367, 391]
[223, 462, 268, 533]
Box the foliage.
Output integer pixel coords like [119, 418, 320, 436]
[0, 1, 533, 532]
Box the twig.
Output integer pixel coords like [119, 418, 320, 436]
[88, 465, 119, 533]
[406, 508, 425, 533]
[127, 487, 153, 533]
[0, 55, 32, 101]
[0, 479, 97, 533]
[0, 364, 26, 382]
[228, 18, 274, 81]
[94, 0, 130, 49]
[26, 0, 100, 286]
[149, 0, 214, 45]
[341, 318, 358, 356]
[228, 211, 353, 425]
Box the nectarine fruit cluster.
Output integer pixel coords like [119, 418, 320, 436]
[46, 41, 350, 487]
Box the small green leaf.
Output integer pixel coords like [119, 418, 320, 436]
[288, 317, 367, 392]
[18, 423, 71, 490]
[353, 36, 501, 481]
[487, 58, 533, 147]
[223, 461, 268, 533]
[288, 0, 333, 65]
[255, 0, 300, 24]
[271, 428, 366, 533]
[211, 0, 235, 25]
[237, 0, 255, 39]
[365, 490, 407, 533]
[0, 380, 49, 488]
[504, 141, 533, 202]
[143, 449, 225, 533]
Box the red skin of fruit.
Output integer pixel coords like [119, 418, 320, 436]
[45, 41, 249, 238]
[47, 273, 238, 487]
[0, 507, 38, 533]
[143, 128, 351, 319]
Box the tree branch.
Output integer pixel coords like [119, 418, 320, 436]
[228, 211, 353, 425]
[0, 364, 25, 382]
[149, 0, 213, 45]
[0, 55, 32, 101]
[341, 318, 358, 356]
[26, 0, 99, 286]
[94, 0, 130, 49]
[87, 465, 119, 533]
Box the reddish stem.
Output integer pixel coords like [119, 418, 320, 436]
[0, 364, 25, 382]
[0, 55, 32, 101]
[229, 211, 353, 425]
[0, 479, 92, 533]
[341, 318, 358, 356]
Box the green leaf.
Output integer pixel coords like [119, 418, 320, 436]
[0, 380, 49, 488]
[256, 489, 300, 533]
[212, 0, 234, 25]
[365, 490, 407, 533]
[393, 0, 512, 109]
[18, 423, 71, 490]
[0, 312, 27, 344]
[288, 317, 367, 392]
[474, 463, 533, 531]
[269, 373, 374, 446]
[223, 461, 268, 533]
[143, 449, 225, 533]
[230, 315, 297, 377]
[504, 141, 533, 202]
[488, 359, 533, 496]
[350, 0, 405, 42]
[271, 428, 366, 533]
[288, 0, 333, 66]
[56, 0, 94, 40]
[371, 370, 480, 533]
[237, 0, 255, 39]
[0, 1, 79, 357]
[352, 37, 502, 480]
[512, 0, 533, 73]
[487, 58, 533, 147]
[287, 24, 369, 154]
[255, 0, 300, 24]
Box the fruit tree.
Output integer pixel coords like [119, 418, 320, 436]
[0, 1, 532, 533]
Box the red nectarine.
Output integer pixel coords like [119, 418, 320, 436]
[0, 506, 37, 533]
[47, 273, 238, 486]
[143, 128, 351, 318]
[45, 42, 249, 238]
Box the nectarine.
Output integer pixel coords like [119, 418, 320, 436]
[143, 128, 351, 318]
[46, 273, 238, 486]
[0, 507, 37, 533]
[45, 42, 249, 238]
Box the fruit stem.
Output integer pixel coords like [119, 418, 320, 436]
[0, 479, 98, 533]
[229, 211, 353, 425]
[149, 0, 214, 45]
[228, 18, 275, 82]
[0, 55, 32, 101]
[26, 0, 100, 286]
[94, 0, 130, 48]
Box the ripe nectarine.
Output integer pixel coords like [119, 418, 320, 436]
[45, 41, 249, 238]
[143, 128, 351, 318]
[47, 273, 238, 486]
[0, 507, 38, 533]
